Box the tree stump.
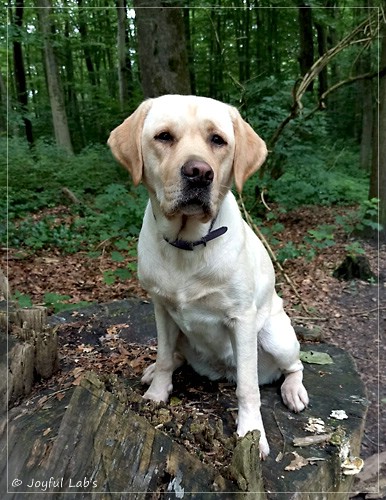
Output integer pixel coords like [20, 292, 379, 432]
[0, 303, 59, 408]
[333, 254, 376, 281]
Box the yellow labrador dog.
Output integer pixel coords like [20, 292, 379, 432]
[108, 95, 308, 458]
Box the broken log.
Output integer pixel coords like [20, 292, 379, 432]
[2, 372, 239, 499]
[0, 343, 368, 498]
[0, 303, 59, 408]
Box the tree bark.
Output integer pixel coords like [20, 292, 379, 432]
[36, 0, 73, 154]
[369, 22, 386, 241]
[133, 0, 191, 97]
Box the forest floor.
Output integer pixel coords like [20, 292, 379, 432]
[2, 205, 385, 466]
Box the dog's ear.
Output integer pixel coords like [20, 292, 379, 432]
[107, 100, 152, 186]
[230, 107, 268, 193]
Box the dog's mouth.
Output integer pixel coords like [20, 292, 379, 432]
[174, 188, 213, 219]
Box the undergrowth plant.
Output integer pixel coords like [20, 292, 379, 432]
[2, 135, 379, 287]
[247, 198, 381, 266]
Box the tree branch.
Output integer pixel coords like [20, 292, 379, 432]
[238, 195, 314, 315]
[304, 67, 386, 120]
[267, 10, 384, 151]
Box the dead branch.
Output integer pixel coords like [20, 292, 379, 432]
[350, 306, 386, 317]
[267, 10, 383, 151]
[239, 196, 313, 315]
[304, 67, 386, 120]
[293, 434, 332, 447]
[61, 187, 81, 205]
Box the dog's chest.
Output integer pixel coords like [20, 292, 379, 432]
[141, 265, 233, 334]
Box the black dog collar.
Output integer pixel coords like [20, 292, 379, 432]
[164, 225, 228, 251]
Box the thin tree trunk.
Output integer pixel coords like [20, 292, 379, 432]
[12, 0, 34, 145]
[116, 0, 132, 112]
[184, 6, 195, 95]
[369, 23, 386, 240]
[77, 0, 97, 87]
[298, 3, 314, 91]
[359, 64, 373, 171]
[315, 21, 328, 98]
[63, 0, 84, 150]
[0, 69, 7, 135]
[36, 0, 73, 153]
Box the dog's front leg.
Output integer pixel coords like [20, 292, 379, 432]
[142, 301, 180, 403]
[231, 310, 270, 459]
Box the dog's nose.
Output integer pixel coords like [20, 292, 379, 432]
[181, 160, 214, 187]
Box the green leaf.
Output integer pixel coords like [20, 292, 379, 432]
[115, 239, 130, 251]
[300, 350, 334, 365]
[111, 251, 125, 263]
[13, 290, 33, 308]
[103, 271, 116, 285]
[114, 268, 132, 280]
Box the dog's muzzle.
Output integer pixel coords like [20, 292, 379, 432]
[178, 160, 213, 215]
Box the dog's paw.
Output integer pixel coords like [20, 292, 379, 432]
[141, 363, 156, 385]
[143, 383, 173, 403]
[281, 372, 309, 413]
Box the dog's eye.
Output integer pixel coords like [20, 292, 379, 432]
[155, 131, 174, 142]
[211, 134, 226, 146]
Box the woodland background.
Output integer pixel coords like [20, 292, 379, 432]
[1, 1, 385, 306]
[1, 2, 385, 477]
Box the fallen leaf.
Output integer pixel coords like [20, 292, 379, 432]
[285, 452, 309, 471]
[300, 350, 333, 365]
[71, 366, 85, 378]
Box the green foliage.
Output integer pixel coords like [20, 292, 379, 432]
[3, 138, 129, 217]
[103, 244, 138, 285]
[344, 241, 366, 258]
[13, 290, 92, 313]
[335, 198, 382, 235]
[3, 139, 147, 253]
[249, 199, 382, 266]
[13, 290, 33, 308]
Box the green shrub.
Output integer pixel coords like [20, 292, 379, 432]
[2, 137, 129, 217]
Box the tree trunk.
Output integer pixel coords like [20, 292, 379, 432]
[12, 0, 34, 145]
[133, 0, 191, 97]
[369, 22, 386, 241]
[63, 0, 84, 151]
[315, 20, 328, 98]
[116, 0, 132, 112]
[77, 0, 97, 88]
[36, 0, 73, 153]
[184, 7, 196, 95]
[298, 3, 314, 91]
[359, 70, 374, 171]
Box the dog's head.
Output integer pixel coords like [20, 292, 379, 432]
[108, 95, 267, 222]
